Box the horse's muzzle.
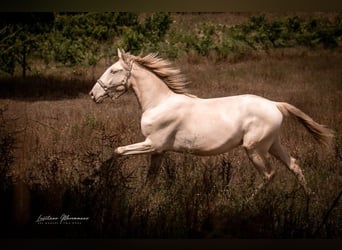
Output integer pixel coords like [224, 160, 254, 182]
[89, 90, 101, 103]
[89, 90, 95, 101]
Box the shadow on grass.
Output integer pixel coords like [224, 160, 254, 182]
[0, 76, 94, 101]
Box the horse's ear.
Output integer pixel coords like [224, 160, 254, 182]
[118, 48, 128, 62]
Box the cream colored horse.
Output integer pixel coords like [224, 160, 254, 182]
[90, 49, 333, 196]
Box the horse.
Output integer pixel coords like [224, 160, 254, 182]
[89, 48, 334, 197]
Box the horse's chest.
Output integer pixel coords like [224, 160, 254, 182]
[140, 112, 180, 137]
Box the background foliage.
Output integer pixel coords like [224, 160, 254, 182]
[1, 12, 342, 77]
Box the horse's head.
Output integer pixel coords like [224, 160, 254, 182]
[89, 48, 132, 103]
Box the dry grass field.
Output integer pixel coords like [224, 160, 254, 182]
[0, 36, 342, 237]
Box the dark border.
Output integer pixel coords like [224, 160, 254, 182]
[1, 0, 342, 11]
[1, 0, 342, 249]
[1, 239, 342, 250]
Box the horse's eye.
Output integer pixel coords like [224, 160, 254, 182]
[110, 69, 122, 74]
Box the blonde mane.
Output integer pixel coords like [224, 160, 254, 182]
[123, 52, 193, 96]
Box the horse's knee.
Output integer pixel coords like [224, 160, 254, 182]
[114, 147, 123, 155]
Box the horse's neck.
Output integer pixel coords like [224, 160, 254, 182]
[131, 67, 173, 112]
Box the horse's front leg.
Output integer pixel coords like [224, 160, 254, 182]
[114, 138, 155, 155]
[146, 153, 164, 185]
[115, 138, 164, 185]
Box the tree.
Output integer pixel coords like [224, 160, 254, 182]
[0, 13, 54, 77]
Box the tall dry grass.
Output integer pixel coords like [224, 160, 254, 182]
[0, 48, 341, 238]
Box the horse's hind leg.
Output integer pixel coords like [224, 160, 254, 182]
[269, 138, 311, 195]
[244, 146, 276, 200]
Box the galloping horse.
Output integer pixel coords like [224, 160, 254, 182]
[90, 49, 333, 196]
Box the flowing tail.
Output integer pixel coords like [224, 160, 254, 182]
[276, 102, 334, 148]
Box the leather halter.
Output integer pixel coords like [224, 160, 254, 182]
[96, 62, 133, 100]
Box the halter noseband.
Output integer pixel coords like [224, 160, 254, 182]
[96, 62, 133, 100]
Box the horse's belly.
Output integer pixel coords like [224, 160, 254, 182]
[172, 126, 243, 155]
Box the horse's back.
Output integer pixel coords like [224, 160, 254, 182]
[191, 94, 282, 124]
